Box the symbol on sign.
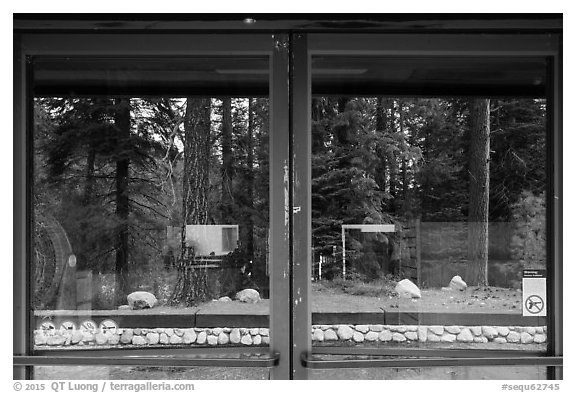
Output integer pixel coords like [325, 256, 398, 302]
[39, 321, 56, 331]
[525, 295, 544, 314]
[80, 320, 97, 332]
[59, 321, 77, 333]
[99, 319, 118, 334]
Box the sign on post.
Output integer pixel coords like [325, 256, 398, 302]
[522, 269, 546, 317]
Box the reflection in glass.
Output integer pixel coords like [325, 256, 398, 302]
[32, 65, 270, 352]
[310, 97, 547, 349]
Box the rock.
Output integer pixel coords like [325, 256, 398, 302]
[183, 330, 197, 344]
[312, 329, 325, 341]
[235, 289, 261, 304]
[405, 331, 418, 341]
[159, 333, 169, 344]
[534, 334, 546, 344]
[218, 296, 232, 302]
[253, 335, 262, 345]
[71, 331, 84, 344]
[391, 326, 407, 333]
[535, 327, 544, 334]
[395, 279, 422, 299]
[445, 325, 461, 334]
[482, 326, 498, 339]
[520, 332, 534, 344]
[146, 332, 160, 345]
[418, 327, 428, 342]
[132, 336, 147, 345]
[506, 331, 521, 343]
[169, 335, 183, 344]
[365, 331, 379, 341]
[157, 328, 165, 334]
[355, 325, 369, 334]
[337, 325, 354, 340]
[222, 328, 231, 333]
[133, 329, 142, 336]
[35, 334, 48, 346]
[369, 325, 384, 332]
[259, 328, 269, 336]
[449, 275, 467, 291]
[165, 328, 174, 337]
[319, 325, 331, 330]
[378, 331, 393, 342]
[82, 332, 94, 342]
[212, 328, 223, 336]
[473, 336, 488, 343]
[392, 333, 406, 342]
[470, 326, 482, 336]
[429, 326, 444, 335]
[352, 332, 364, 343]
[427, 333, 441, 342]
[456, 328, 474, 343]
[249, 328, 260, 335]
[107, 334, 120, 345]
[241, 334, 253, 345]
[196, 331, 207, 345]
[127, 291, 157, 310]
[218, 332, 229, 345]
[406, 325, 418, 332]
[440, 333, 456, 343]
[207, 335, 218, 346]
[95, 333, 108, 345]
[497, 327, 510, 337]
[521, 327, 536, 335]
[262, 336, 270, 345]
[230, 329, 241, 344]
[494, 337, 507, 344]
[118, 305, 131, 311]
[324, 329, 338, 341]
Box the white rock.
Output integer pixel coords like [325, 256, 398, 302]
[165, 328, 174, 336]
[235, 289, 261, 304]
[427, 333, 441, 342]
[449, 275, 467, 291]
[218, 332, 229, 345]
[395, 279, 422, 298]
[506, 331, 521, 343]
[212, 328, 223, 335]
[406, 325, 418, 332]
[183, 329, 197, 344]
[324, 329, 338, 341]
[132, 336, 146, 345]
[418, 326, 428, 342]
[230, 329, 241, 344]
[35, 334, 47, 346]
[249, 328, 260, 335]
[207, 335, 218, 346]
[494, 337, 507, 344]
[520, 332, 534, 344]
[378, 330, 393, 342]
[259, 328, 269, 336]
[196, 331, 207, 344]
[169, 335, 183, 344]
[369, 325, 384, 332]
[159, 333, 169, 344]
[391, 326, 407, 333]
[482, 326, 498, 339]
[253, 335, 262, 345]
[497, 327, 510, 337]
[473, 336, 488, 343]
[127, 291, 157, 309]
[470, 326, 482, 336]
[365, 331, 379, 341]
[95, 333, 108, 345]
[405, 331, 418, 341]
[429, 326, 444, 335]
[118, 305, 131, 310]
[337, 325, 354, 340]
[312, 329, 325, 341]
[392, 333, 406, 342]
[241, 334, 253, 345]
[218, 296, 232, 302]
[352, 332, 364, 343]
[441, 333, 456, 343]
[445, 325, 461, 334]
[456, 329, 474, 342]
[356, 325, 369, 334]
[534, 334, 546, 344]
[262, 336, 270, 345]
[146, 332, 160, 345]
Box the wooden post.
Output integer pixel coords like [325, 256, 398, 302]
[416, 217, 422, 287]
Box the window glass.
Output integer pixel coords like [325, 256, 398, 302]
[31, 57, 271, 355]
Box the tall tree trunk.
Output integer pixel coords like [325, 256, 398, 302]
[388, 100, 399, 205]
[221, 97, 234, 222]
[375, 97, 388, 196]
[114, 98, 131, 305]
[466, 99, 490, 286]
[171, 97, 212, 306]
[245, 98, 255, 259]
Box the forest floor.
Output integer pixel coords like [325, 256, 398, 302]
[164, 281, 524, 314]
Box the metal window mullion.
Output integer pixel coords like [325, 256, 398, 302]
[290, 33, 312, 380]
[269, 33, 291, 380]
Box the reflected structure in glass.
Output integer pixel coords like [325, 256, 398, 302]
[31, 57, 270, 353]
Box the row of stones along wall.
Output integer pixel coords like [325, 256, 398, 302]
[34, 324, 546, 348]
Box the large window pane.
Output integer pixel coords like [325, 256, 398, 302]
[310, 57, 548, 352]
[31, 57, 271, 355]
